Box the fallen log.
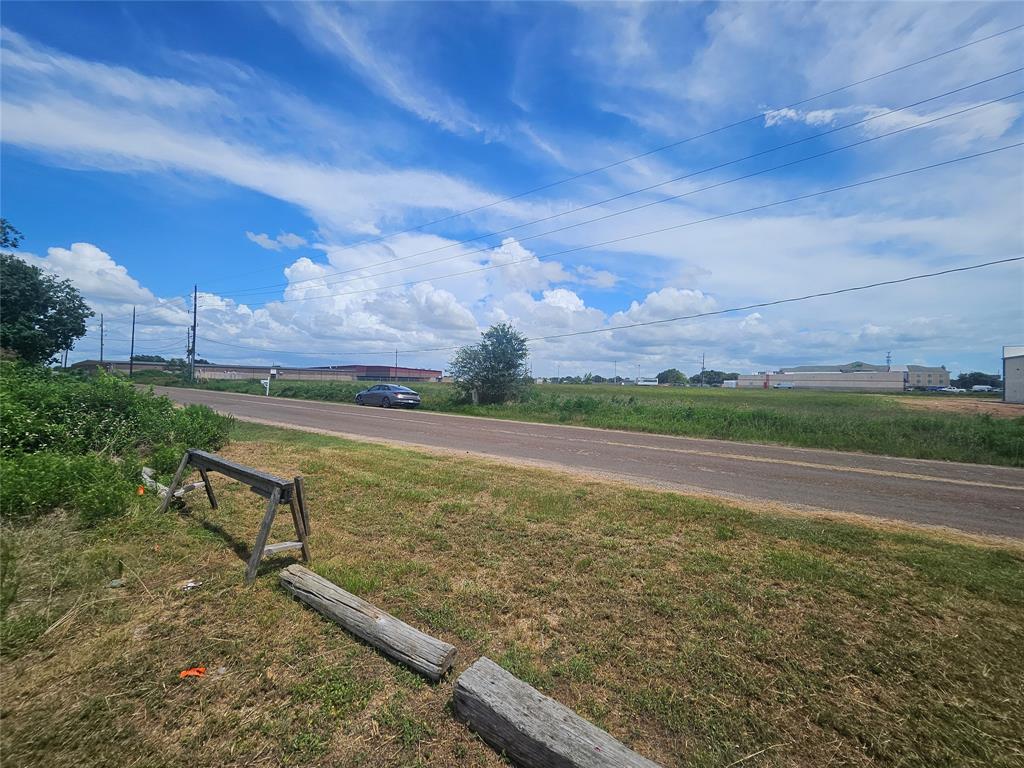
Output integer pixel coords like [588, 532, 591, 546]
[454, 656, 663, 768]
[279, 564, 456, 682]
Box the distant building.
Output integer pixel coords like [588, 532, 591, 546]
[736, 360, 947, 392]
[1004, 345, 1024, 404]
[635, 377, 659, 386]
[737, 370, 904, 391]
[71, 360, 442, 383]
[904, 365, 950, 389]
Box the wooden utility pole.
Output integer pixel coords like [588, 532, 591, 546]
[394, 348, 398, 382]
[190, 285, 198, 381]
[99, 313, 104, 362]
[128, 306, 136, 377]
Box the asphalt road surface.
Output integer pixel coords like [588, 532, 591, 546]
[154, 387, 1024, 539]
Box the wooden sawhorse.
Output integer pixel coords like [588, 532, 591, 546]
[157, 449, 311, 584]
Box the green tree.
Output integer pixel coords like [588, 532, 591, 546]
[131, 354, 167, 363]
[689, 370, 739, 386]
[656, 368, 687, 385]
[449, 323, 531, 405]
[953, 371, 1001, 389]
[1, 221, 93, 365]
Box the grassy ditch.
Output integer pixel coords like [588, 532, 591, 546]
[137, 372, 1024, 466]
[2, 421, 1022, 767]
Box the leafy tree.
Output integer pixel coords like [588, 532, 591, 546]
[1, 219, 23, 250]
[689, 370, 739, 386]
[449, 323, 531, 405]
[1, 221, 93, 365]
[656, 368, 687, 385]
[953, 371, 1002, 389]
[131, 354, 167, 363]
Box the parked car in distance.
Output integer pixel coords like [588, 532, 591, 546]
[355, 384, 421, 408]
[939, 386, 967, 393]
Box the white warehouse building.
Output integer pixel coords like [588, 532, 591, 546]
[1004, 345, 1024, 404]
[736, 361, 948, 392]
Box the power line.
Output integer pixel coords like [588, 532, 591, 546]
[199, 22, 1022, 290]
[198, 255, 1021, 358]
[523, 256, 1023, 346]
[234, 142, 1023, 309]
[220, 70, 1024, 299]
[223, 88, 1024, 301]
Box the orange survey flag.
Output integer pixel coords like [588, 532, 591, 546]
[179, 666, 206, 679]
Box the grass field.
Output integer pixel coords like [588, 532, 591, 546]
[2, 422, 1022, 767]
[135, 372, 1024, 467]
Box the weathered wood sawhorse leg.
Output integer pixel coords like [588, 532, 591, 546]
[157, 449, 311, 584]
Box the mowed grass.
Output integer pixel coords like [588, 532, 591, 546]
[3, 422, 1022, 767]
[137, 374, 1024, 466]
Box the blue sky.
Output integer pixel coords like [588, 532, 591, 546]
[2, 1, 1022, 377]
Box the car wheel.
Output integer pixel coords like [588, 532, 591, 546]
[381, 397, 391, 408]
[355, 396, 363, 405]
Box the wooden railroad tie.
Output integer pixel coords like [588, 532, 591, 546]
[454, 656, 663, 768]
[280, 564, 456, 682]
[157, 449, 311, 584]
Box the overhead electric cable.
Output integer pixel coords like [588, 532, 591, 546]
[198, 255, 1021, 357]
[221, 70, 1024, 298]
[199, 21, 1022, 292]
[231, 142, 1023, 309]
[222, 89, 1024, 300]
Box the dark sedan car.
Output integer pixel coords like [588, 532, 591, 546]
[354, 384, 421, 408]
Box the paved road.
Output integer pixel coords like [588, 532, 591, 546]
[155, 387, 1024, 539]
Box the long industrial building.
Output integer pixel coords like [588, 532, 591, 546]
[736, 361, 949, 391]
[71, 360, 443, 383]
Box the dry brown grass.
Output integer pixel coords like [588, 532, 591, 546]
[2, 423, 1022, 767]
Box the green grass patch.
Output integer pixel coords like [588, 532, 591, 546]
[1, 422, 1021, 767]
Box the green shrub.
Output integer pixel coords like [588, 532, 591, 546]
[0, 362, 232, 524]
[0, 362, 232, 460]
[0, 452, 137, 524]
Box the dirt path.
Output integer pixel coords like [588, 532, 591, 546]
[894, 396, 1023, 418]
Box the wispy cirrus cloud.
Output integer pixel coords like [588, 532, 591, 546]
[268, 3, 498, 139]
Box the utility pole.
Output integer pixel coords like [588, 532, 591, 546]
[190, 284, 198, 382]
[99, 313, 104, 363]
[394, 348, 398, 382]
[128, 306, 136, 377]
[700, 352, 706, 388]
[614, 360, 617, 381]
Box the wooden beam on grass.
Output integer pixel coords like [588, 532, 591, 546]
[453, 656, 663, 768]
[279, 564, 456, 682]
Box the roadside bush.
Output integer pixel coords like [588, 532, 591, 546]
[0, 362, 233, 523]
[0, 451, 137, 524]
